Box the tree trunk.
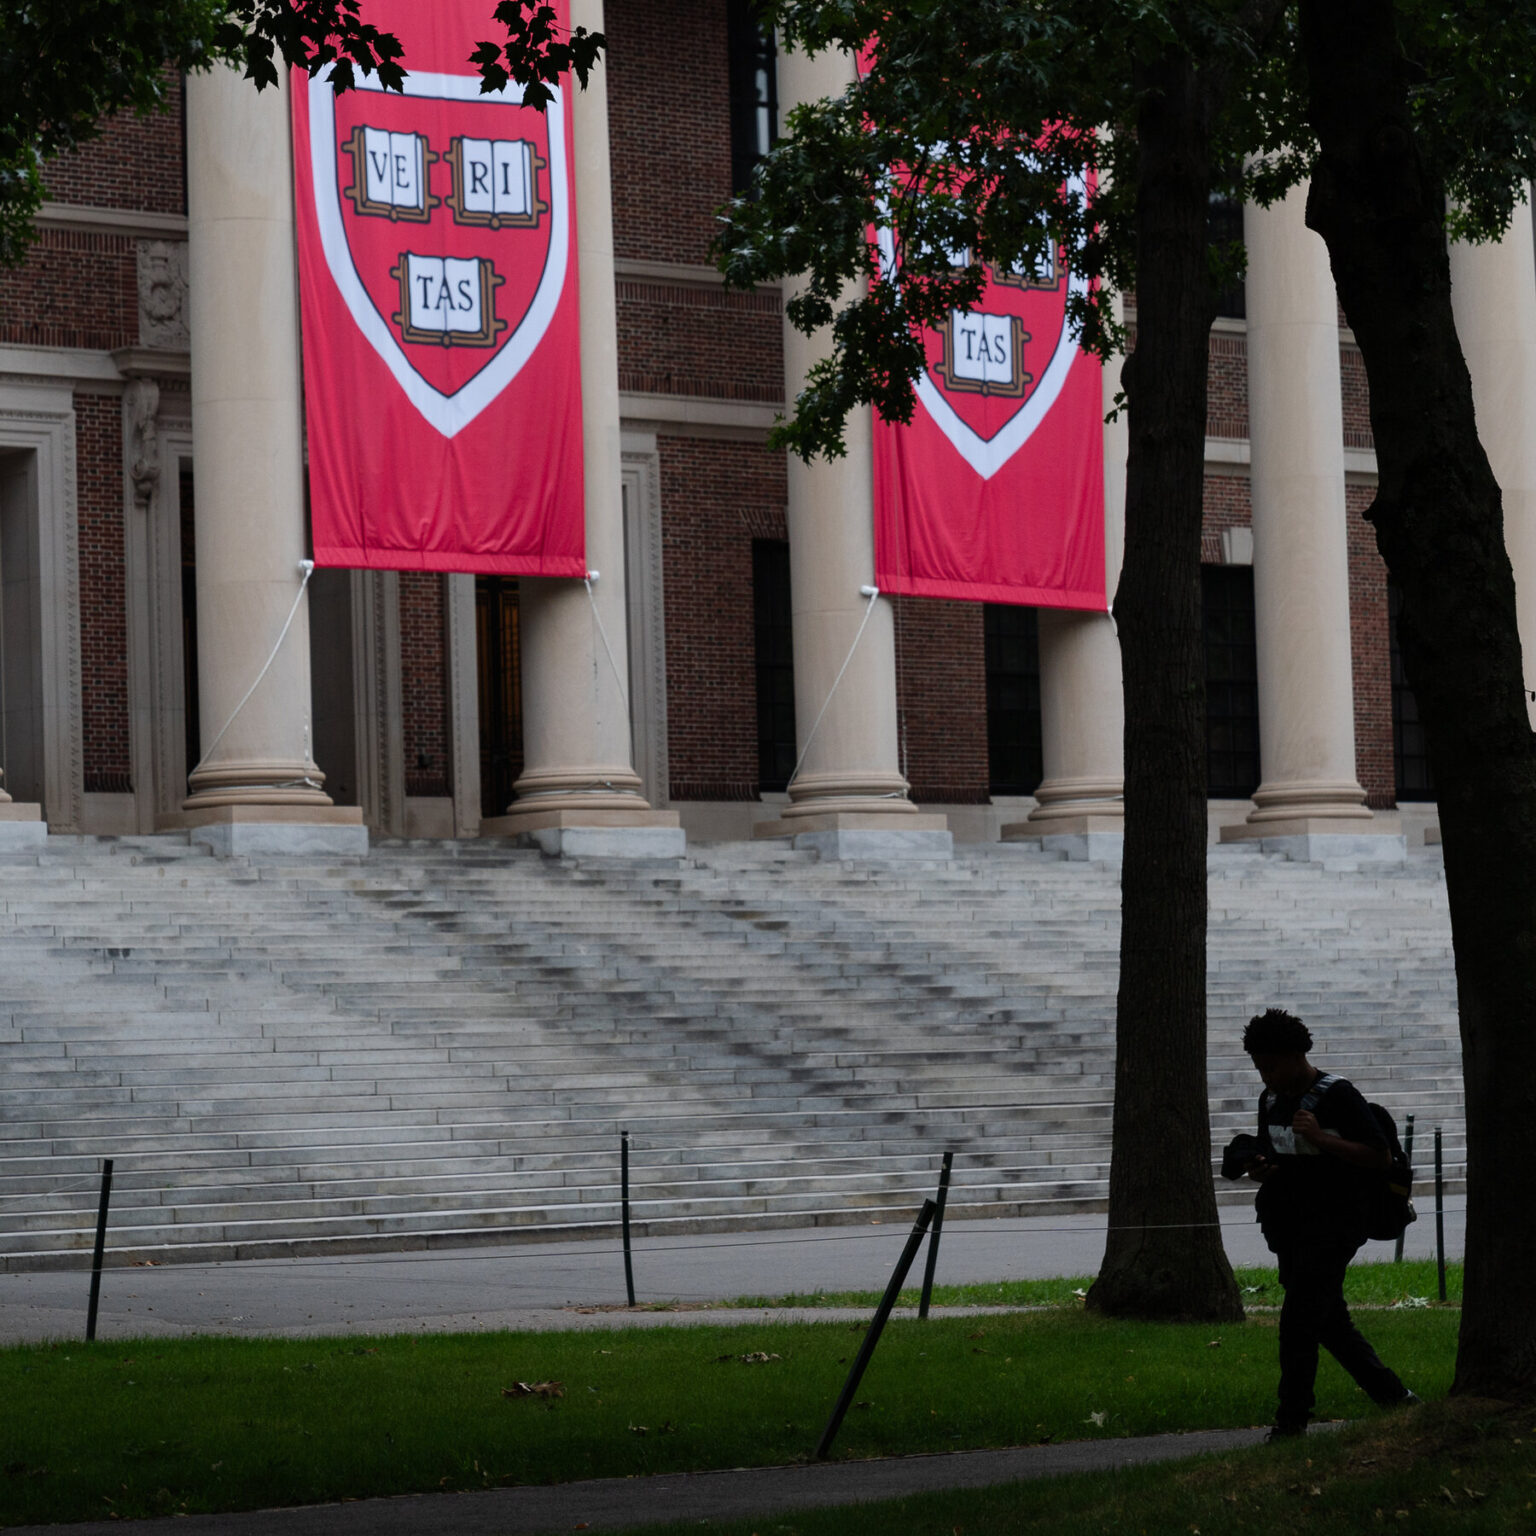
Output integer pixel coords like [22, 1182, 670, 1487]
[1299, 0, 1536, 1402]
[1087, 50, 1243, 1323]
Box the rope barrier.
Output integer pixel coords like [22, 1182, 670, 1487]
[2, 1202, 1470, 1281]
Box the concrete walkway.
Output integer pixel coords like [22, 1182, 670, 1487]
[7, 1425, 1285, 1536]
[0, 1208, 1463, 1344]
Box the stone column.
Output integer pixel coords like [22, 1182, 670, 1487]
[181, 64, 365, 855]
[1003, 318, 1128, 860]
[756, 39, 949, 858]
[1220, 182, 1395, 859]
[1450, 195, 1536, 730]
[483, 0, 682, 856]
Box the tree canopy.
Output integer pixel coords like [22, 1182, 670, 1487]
[0, 0, 602, 267]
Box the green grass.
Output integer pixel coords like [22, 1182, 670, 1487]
[612, 1398, 1536, 1536]
[728, 1259, 1463, 1312]
[0, 1306, 1458, 1525]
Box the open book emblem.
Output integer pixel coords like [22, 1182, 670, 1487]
[308, 72, 569, 438]
[876, 173, 1089, 481]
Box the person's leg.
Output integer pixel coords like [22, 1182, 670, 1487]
[1275, 1247, 1326, 1431]
[1314, 1245, 1412, 1406]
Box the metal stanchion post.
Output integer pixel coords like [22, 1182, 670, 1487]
[1394, 1114, 1415, 1264]
[918, 1150, 953, 1321]
[85, 1158, 114, 1342]
[621, 1130, 636, 1307]
[815, 1199, 936, 1461]
[1434, 1127, 1446, 1303]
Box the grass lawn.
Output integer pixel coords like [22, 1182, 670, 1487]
[1, 1288, 1458, 1525]
[727, 1259, 1462, 1313]
[614, 1398, 1536, 1536]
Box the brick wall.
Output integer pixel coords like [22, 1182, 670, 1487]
[1200, 471, 1252, 563]
[1207, 331, 1248, 440]
[659, 434, 785, 800]
[0, 231, 138, 351]
[1341, 344, 1373, 451]
[607, 0, 732, 266]
[76, 393, 132, 792]
[400, 573, 449, 797]
[617, 278, 783, 402]
[42, 85, 184, 214]
[1347, 481, 1394, 807]
[893, 597, 990, 803]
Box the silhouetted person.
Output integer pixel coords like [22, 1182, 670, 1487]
[1239, 1007, 1418, 1438]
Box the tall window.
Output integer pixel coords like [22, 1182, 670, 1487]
[1389, 581, 1434, 800]
[476, 575, 523, 819]
[1203, 564, 1261, 798]
[753, 539, 797, 791]
[984, 604, 1043, 795]
[1208, 194, 1246, 320]
[727, 1, 777, 196]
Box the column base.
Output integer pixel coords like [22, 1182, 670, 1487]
[482, 807, 686, 859]
[182, 804, 369, 857]
[0, 802, 47, 849]
[1218, 816, 1406, 863]
[1001, 812, 1124, 863]
[754, 811, 952, 860]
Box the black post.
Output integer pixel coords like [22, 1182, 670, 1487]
[85, 1158, 114, 1342]
[1394, 1114, 1415, 1264]
[814, 1198, 936, 1460]
[1434, 1127, 1446, 1303]
[621, 1130, 636, 1307]
[917, 1151, 954, 1321]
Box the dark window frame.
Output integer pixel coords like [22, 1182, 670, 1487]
[1203, 563, 1261, 799]
[1389, 580, 1435, 801]
[752, 538, 797, 792]
[726, 1, 778, 197]
[984, 603, 1043, 796]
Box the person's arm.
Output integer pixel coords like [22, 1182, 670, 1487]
[1292, 1106, 1390, 1170]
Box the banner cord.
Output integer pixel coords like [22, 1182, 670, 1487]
[583, 573, 636, 765]
[787, 586, 881, 792]
[191, 562, 316, 784]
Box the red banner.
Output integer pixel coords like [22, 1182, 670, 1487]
[292, 0, 586, 575]
[872, 206, 1106, 611]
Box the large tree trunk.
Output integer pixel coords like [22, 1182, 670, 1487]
[1300, 0, 1536, 1401]
[1087, 50, 1243, 1323]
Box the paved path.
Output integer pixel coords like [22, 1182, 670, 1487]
[6, 1425, 1289, 1535]
[0, 1209, 1463, 1344]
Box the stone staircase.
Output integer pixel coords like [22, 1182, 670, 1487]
[0, 835, 1463, 1269]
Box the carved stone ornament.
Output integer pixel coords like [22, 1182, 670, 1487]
[125, 377, 162, 510]
[136, 239, 189, 349]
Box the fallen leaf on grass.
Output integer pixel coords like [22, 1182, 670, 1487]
[503, 1381, 564, 1399]
[1084, 1411, 1108, 1428]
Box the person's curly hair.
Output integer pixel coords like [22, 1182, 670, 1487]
[1242, 1007, 1313, 1055]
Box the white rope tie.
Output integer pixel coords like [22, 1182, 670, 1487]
[787, 585, 881, 791]
[191, 561, 316, 781]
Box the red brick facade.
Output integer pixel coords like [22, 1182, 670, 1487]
[607, 1, 731, 266]
[893, 598, 990, 804]
[1, 14, 1413, 826]
[400, 574, 450, 798]
[75, 393, 132, 793]
[658, 435, 785, 801]
[2, 232, 138, 352]
[42, 87, 185, 214]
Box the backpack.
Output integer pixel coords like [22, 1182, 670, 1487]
[1295, 1074, 1417, 1241]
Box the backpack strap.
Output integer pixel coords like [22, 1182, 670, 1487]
[1298, 1072, 1338, 1116]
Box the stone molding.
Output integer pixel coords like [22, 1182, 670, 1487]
[37, 202, 188, 240]
[621, 433, 670, 808]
